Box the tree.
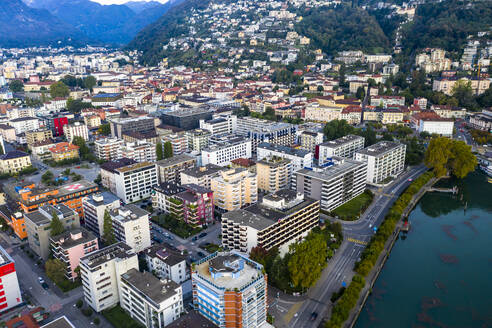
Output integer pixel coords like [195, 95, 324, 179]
[451, 80, 477, 110]
[50, 81, 70, 98]
[156, 142, 163, 160]
[61, 75, 77, 88]
[477, 86, 492, 108]
[9, 79, 24, 92]
[356, 86, 365, 100]
[83, 76, 97, 92]
[50, 210, 65, 236]
[0, 143, 4, 155]
[424, 137, 477, 178]
[263, 106, 276, 121]
[288, 233, 328, 289]
[66, 98, 92, 114]
[356, 127, 376, 146]
[103, 210, 116, 245]
[163, 141, 173, 159]
[72, 136, 89, 158]
[41, 170, 54, 184]
[98, 123, 111, 136]
[323, 120, 355, 140]
[45, 259, 66, 284]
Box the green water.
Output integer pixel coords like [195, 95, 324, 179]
[355, 171, 492, 328]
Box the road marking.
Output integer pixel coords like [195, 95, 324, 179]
[347, 237, 368, 245]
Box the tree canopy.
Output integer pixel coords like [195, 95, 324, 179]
[103, 210, 116, 246]
[50, 81, 70, 98]
[156, 142, 163, 160]
[9, 79, 24, 92]
[424, 137, 476, 178]
[50, 210, 65, 236]
[323, 119, 355, 141]
[163, 141, 173, 159]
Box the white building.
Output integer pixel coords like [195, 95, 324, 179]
[417, 118, 454, 137]
[7, 107, 35, 120]
[199, 114, 237, 135]
[110, 205, 152, 253]
[296, 158, 368, 212]
[355, 141, 406, 185]
[202, 134, 252, 167]
[9, 117, 40, 134]
[318, 134, 365, 165]
[94, 137, 124, 161]
[0, 246, 22, 313]
[144, 245, 189, 284]
[120, 269, 183, 328]
[63, 122, 89, 142]
[113, 162, 159, 203]
[80, 242, 139, 312]
[118, 141, 157, 163]
[257, 142, 313, 172]
[82, 192, 121, 237]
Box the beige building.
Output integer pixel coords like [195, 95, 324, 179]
[304, 104, 341, 123]
[26, 129, 53, 148]
[84, 115, 102, 129]
[0, 151, 32, 175]
[381, 109, 405, 124]
[433, 77, 491, 96]
[211, 168, 258, 211]
[63, 122, 89, 142]
[298, 131, 323, 152]
[0, 124, 16, 143]
[156, 154, 196, 184]
[257, 156, 292, 193]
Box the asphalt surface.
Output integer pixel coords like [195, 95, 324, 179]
[282, 165, 428, 328]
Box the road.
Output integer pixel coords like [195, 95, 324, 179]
[282, 165, 428, 328]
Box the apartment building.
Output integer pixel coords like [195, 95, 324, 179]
[304, 104, 342, 123]
[256, 156, 292, 193]
[152, 181, 185, 214]
[430, 105, 467, 119]
[0, 151, 32, 175]
[109, 117, 155, 139]
[185, 129, 211, 152]
[192, 251, 268, 328]
[100, 158, 137, 193]
[236, 117, 296, 153]
[296, 158, 368, 212]
[84, 115, 102, 129]
[82, 192, 121, 237]
[0, 124, 16, 143]
[199, 114, 237, 135]
[257, 142, 313, 172]
[50, 228, 98, 281]
[161, 107, 212, 130]
[94, 137, 124, 161]
[24, 204, 80, 260]
[9, 117, 40, 134]
[211, 168, 257, 212]
[161, 133, 188, 155]
[118, 141, 156, 163]
[298, 130, 323, 153]
[63, 122, 89, 142]
[416, 117, 454, 137]
[202, 134, 252, 167]
[155, 154, 196, 184]
[0, 246, 22, 313]
[318, 134, 365, 165]
[80, 242, 139, 312]
[355, 141, 406, 184]
[222, 190, 319, 254]
[144, 245, 189, 284]
[112, 162, 158, 203]
[109, 205, 151, 253]
[26, 129, 53, 149]
[370, 95, 405, 108]
[120, 269, 183, 328]
[10, 179, 98, 216]
[180, 164, 224, 189]
[49, 142, 80, 162]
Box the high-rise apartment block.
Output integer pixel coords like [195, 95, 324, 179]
[192, 251, 269, 328]
[354, 141, 406, 184]
[211, 168, 257, 211]
[318, 134, 365, 165]
[222, 190, 319, 254]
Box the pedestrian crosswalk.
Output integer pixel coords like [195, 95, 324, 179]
[347, 237, 368, 245]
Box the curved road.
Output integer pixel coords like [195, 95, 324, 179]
[279, 165, 428, 328]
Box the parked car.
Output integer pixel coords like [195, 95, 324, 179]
[199, 232, 207, 238]
[197, 251, 205, 258]
[310, 312, 318, 321]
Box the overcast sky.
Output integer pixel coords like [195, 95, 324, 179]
[91, 0, 168, 5]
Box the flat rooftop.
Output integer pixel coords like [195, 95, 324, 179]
[24, 204, 75, 226]
[319, 134, 364, 148]
[156, 154, 196, 167]
[80, 242, 134, 269]
[296, 159, 366, 182]
[181, 164, 224, 178]
[50, 227, 96, 249]
[258, 142, 310, 157]
[121, 268, 179, 305]
[356, 141, 403, 156]
[110, 204, 149, 223]
[195, 252, 263, 290]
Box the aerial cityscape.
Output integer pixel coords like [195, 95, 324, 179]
[0, 0, 490, 327]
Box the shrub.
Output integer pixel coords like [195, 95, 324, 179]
[93, 317, 100, 325]
[76, 299, 83, 308]
[82, 307, 93, 317]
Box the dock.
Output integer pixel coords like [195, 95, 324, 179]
[428, 186, 458, 194]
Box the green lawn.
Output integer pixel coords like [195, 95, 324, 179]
[102, 306, 143, 328]
[332, 190, 374, 221]
[203, 243, 221, 253]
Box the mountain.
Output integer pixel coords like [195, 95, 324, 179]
[124, 1, 165, 13]
[0, 0, 87, 47]
[20, 0, 177, 45]
[127, 0, 210, 65]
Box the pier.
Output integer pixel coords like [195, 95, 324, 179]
[428, 186, 458, 194]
